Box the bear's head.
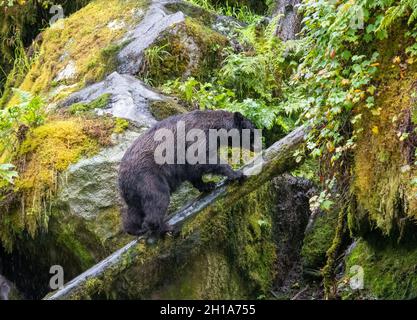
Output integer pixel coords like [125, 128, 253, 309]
[233, 112, 255, 131]
[233, 112, 258, 151]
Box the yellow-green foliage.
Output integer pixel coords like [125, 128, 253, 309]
[113, 118, 130, 134]
[0, 117, 114, 250]
[0, 1, 91, 97]
[10, 0, 146, 103]
[352, 54, 417, 236]
[342, 238, 417, 300]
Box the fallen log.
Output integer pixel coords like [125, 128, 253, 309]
[45, 126, 308, 300]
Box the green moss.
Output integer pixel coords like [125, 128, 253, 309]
[56, 224, 97, 270]
[86, 206, 131, 252]
[322, 208, 348, 299]
[68, 93, 111, 114]
[0, 117, 115, 250]
[113, 118, 130, 134]
[342, 238, 417, 300]
[7, 0, 147, 104]
[152, 251, 247, 299]
[351, 36, 417, 237]
[301, 211, 338, 271]
[182, 182, 278, 296]
[0, 1, 92, 95]
[149, 99, 190, 120]
[142, 35, 190, 86]
[183, 17, 228, 77]
[84, 42, 128, 85]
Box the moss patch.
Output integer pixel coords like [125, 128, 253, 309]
[149, 99, 190, 120]
[0, 1, 91, 97]
[56, 218, 100, 270]
[141, 17, 228, 87]
[8, 0, 147, 104]
[68, 93, 111, 115]
[181, 182, 277, 297]
[342, 238, 417, 300]
[351, 34, 417, 237]
[151, 250, 246, 299]
[301, 211, 338, 271]
[86, 206, 131, 252]
[113, 118, 130, 134]
[0, 116, 115, 250]
[0, 208, 107, 299]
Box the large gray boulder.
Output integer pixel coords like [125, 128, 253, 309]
[117, 1, 186, 75]
[61, 72, 160, 127]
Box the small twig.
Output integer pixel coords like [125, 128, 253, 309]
[291, 285, 310, 300]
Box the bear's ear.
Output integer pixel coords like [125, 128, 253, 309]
[234, 112, 245, 127]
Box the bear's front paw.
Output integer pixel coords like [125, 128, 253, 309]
[227, 171, 246, 184]
[123, 222, 145, 236]
[144, 217, 172, 238]
[198, 182, 217, 193]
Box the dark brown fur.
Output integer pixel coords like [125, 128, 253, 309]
[118, 110, 255, 236]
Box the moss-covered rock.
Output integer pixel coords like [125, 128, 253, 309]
[151, 250, 247, 299]
[340, 238, 417, 300]
[68, 93, 111, 114]
[0, 209, 108, 299]
[0, 1, 92, 101]
[149, 99, 190, 120]
[301, 211, 338, 272]
[350, 29, 417, 239]
[5, 0, 147, 106]
[140, 17, 229, 87]
[0, 117, 116, 250]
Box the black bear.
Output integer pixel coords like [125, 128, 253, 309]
[118, 110, 256, 236]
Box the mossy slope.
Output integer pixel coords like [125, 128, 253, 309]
[342, 238, 417, 300]
[350, 28, 417, 238]
[343, 26, 417, 300]
[6, 0, 147, 106]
